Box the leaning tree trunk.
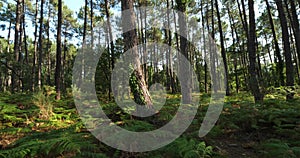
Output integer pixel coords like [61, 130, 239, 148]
[121, 0, 153, 111]
[275, 0, 294, 100]
[248, 0, 263, 103]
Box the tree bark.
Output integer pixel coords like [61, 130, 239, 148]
[226, 4, 239, 93]
[90, 0, 94, 47]
[83, 0, 88, 46]
[200, 0, 208, 93]
[46, 0, 51, 85]
[12, 0, 22, 93]
[248, 0, 263, 103]
[38, 0, 44, 90]
[215, 0, 230, 95]
[55, 0, 62, 100]
[104, 0, 115, 71]
[22, 0, 28, 64]
[265, 0, 284, 86]
[121, 0, 153, 109]
[166, 0, 175, 93]
[176, 0, 192, 104]
[32, 0, 38, 91]
[275, 0, 295, 100]
[288, 0, 300, 73]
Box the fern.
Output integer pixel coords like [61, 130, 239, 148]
[161, 138, 213, 158]
[0, 125, 109, 158]
[260, 139, 298, 158]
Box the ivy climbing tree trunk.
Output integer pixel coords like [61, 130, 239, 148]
[121, 0, 153, 111]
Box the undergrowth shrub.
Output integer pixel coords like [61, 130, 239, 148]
[32, 86, 55, 120]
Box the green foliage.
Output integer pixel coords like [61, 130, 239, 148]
[123, 120, 155, 132]
[129, 66, 146, 105]
[259, 139, 300, 158]
[160, 138, 213, 158]
[1, 92, 300, 157]
[32, 86, 56, 120]
[0, 125, 109, 158]
[266, 86, 298, 99]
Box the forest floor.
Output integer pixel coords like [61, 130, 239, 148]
[0, 92, 299, 158]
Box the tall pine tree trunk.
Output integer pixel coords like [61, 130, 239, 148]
[38, 0, 44, 90]
[55, 0, 62, 100]
[12, 0, 22, 93]
[215, 0, 230, 95]
[121, 0, 153, 111]
[226, 4, 239, 93]
[176, 0, 191, 104]
[200, 1, 208, 93]
[32, 0, 38, 91]
[248, 0, 263, 103]
[46, 1, 51, 85]
[275, 0, 295, 100]
[105, 0, 115, 100]
[90, 0, 94, 47]
[265, 0, 284, 86]
[22, 0, 28, 64]
[289, 0, 300, 74]
[6, 4, 11, 54]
